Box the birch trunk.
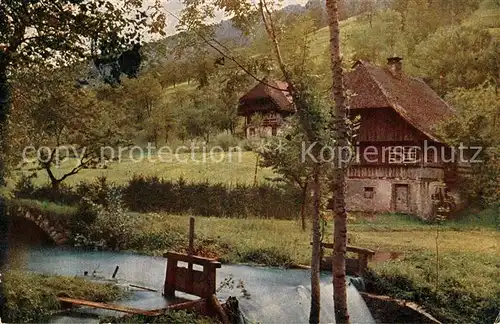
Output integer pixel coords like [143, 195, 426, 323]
[258, 2, 324, 321]
[309, 164, 322, 324]
[325, 0, 350, 323]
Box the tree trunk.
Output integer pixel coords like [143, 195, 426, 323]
[45, 167, 61, 192]
[300, 182, 309, 231]
[309, 164, 322, 324]
[326, 0, 350, 323]
[0, 55, 9, 186]
[0, 53, 10, 320]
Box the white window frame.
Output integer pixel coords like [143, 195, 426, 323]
[388, 146, 418, 164]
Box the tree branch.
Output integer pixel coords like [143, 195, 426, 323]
[164, 8, 289, 92]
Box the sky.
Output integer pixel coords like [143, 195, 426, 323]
[159, 0, 310, 35]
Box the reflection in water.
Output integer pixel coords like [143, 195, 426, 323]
[7, 216, 54, 270]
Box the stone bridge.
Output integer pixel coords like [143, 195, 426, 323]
[6, 203, 71, 245]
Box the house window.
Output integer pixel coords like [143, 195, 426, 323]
[388, 146, 418, 164]
[364, 187, 374, 199]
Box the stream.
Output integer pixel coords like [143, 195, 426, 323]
[10, 245, 375, 323]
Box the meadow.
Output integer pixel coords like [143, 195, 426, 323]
[11, 151, 274, 188]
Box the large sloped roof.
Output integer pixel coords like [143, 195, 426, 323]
[238, 79, 294, 115]
[345, 60, 456, 142]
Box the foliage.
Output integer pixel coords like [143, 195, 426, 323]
[212, 133, 240, 152]
[0, 0, 165, 70]
[122, 175, 302, 219]
[9, 66, 131, 188]
[3, 270, 123, 323]
[72, 188, 139, 250]
[437, 83, 500, 205]
[411, 25, 498, 93]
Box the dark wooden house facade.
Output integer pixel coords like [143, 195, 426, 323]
[238, 79, 294, 138]
[238, 58, 465, 218]
[344, 58, 465, 219]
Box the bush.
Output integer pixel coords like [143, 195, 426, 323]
[122, 175, 301, 219]
[13, 175, 302, 219]
[72, 189, 140, 250]
[14, 176, 80, 205]
[212, 133, 239, 152]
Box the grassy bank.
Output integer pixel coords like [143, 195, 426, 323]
[101, 311, 215, 324]
[3, 271, 124, 323]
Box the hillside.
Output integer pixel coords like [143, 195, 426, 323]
[464, 0, 500, 37]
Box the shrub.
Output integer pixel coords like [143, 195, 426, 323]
[122, 175, 301, 219]
[72, 189, 140, 250]
[212, 133, 239, 152]
[14, 175, 302, 219]
[14, 177, 80, 205]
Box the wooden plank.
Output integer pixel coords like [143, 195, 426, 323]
[163, 252, 222, 268]
[57, 297, 163, 316]
[151, 298, 207, 313]
[188, 217, 195, 255]
[175, 267, 213, 298]
[164, 258, 177, 297]
[129, 284, 158, 292]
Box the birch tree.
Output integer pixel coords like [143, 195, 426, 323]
[326, 0, 351, 322]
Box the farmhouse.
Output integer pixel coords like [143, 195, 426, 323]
[238, 79, 295, 137]
[239, 58, 467, 219]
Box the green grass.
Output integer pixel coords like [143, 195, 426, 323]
[3, 271, 124, 323]
[12, 151, 274, 188]
[9, 198, 77, 220]
[101, 311, 216, 324]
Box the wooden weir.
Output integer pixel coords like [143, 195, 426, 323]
[58, 217, 229, 323]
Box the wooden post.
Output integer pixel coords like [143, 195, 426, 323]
[187, 217, 195, 293]
[164, 258, 178, 298]
[112, 266, 119, 279]
[188, 217, 195, 255]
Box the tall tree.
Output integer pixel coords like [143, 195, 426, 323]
[326, 0, 350, 322]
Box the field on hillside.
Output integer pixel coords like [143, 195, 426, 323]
[12, 151, 275, 188]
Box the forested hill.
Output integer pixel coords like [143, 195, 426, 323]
[144, 0, 499, 96]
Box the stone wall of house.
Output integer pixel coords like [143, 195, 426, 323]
[345, 166, 459, 219]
